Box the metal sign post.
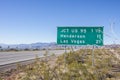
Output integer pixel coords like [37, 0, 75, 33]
[92, 45, 95, 67]
[64, 46, 67, 69]
[71, 46, 74, 53]
[65, 46, 67, 53]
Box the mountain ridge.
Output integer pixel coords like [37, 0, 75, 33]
[0, 42, 57, 49]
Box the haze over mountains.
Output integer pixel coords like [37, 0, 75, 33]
[0, 42, 57, 50]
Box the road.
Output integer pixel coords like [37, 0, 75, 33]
[0, 50, 68, 66]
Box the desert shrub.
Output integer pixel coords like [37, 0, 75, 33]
[14, 49, 120, 80]
[0, 77, 3, 80]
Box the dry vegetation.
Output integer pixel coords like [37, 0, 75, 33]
[0, 48, 120, 80]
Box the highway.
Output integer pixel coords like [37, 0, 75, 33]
[0, 50, 69, 72]
[0, 50, 67, 66]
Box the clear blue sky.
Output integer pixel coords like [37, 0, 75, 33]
[0, 0, 120, 44]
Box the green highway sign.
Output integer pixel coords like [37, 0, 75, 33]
[57, 27, 103, 46]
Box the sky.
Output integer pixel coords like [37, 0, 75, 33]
[0, 0, 120, 44]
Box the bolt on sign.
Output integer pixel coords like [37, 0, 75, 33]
[57, 27, 103, 46]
